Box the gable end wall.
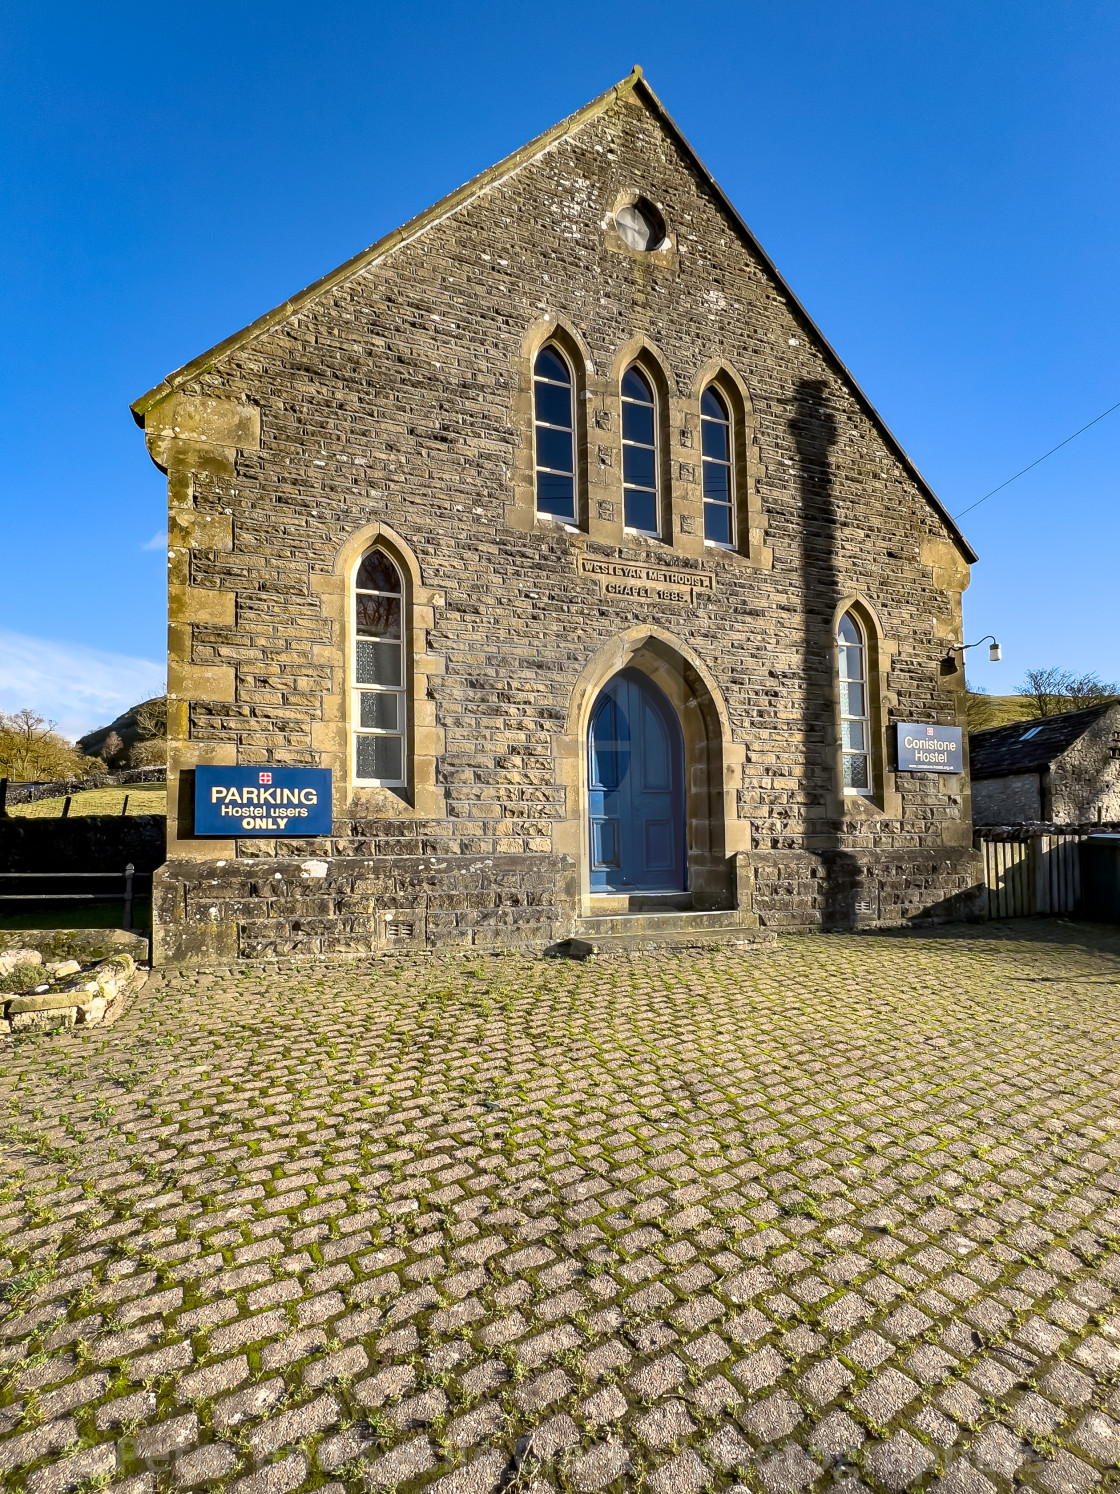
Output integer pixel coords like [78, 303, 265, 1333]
[1053, 705, 1120, 823]
[144, 91, 981, 960]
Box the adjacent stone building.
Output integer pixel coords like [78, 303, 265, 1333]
[132, 67, 982, 964]
[970, 703, 1120, 826]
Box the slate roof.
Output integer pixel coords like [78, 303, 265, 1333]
[129, 67, 976, 564]
[969, 703, 1115, 779]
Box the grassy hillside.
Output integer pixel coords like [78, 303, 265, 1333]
[9, 785, 167, 818]
[966, 694, 1040, 731]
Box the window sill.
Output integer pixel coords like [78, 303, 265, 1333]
[840, 791, 890, 820]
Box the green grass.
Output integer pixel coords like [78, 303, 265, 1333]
[8, 786, 167, 819]
[0, 898, 152, 932]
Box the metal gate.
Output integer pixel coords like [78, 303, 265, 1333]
[979, 831, 1085, 918]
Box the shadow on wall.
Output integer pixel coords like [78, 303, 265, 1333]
[793, 378, 862, 930]
[0, 817, 166, 873]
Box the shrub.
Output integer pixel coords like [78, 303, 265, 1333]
[125, 737, 166, 768]
[0, 710, 93, 782]
[0, 963, 44, 994]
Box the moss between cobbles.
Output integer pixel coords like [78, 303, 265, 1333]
[1, 924, 1120, 1492]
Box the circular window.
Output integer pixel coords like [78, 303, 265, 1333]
[614, 199, 665, 252]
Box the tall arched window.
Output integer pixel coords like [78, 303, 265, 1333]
[837, 612, 872, 794]
[701, 386, 734, 546]
[621, 365, 659, 535]
[534, 345, 576, 522]
[354, 549, 406, 786]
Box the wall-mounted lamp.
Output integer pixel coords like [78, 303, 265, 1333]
[943, 635, 1001, 674]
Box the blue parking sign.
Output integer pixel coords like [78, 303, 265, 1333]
[194, 766, 333, 836]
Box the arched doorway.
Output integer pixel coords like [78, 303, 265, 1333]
[587, 669, 686, 892]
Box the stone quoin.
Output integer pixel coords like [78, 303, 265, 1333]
[131, 67, 982, 964]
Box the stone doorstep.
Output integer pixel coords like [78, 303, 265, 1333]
[573, 909, 762, 937]
[554, 929, 778, 955]
[568, 909, 777, 953]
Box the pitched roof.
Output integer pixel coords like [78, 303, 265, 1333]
[968, 702, 1116, 778]
[130, 66, 977, 564]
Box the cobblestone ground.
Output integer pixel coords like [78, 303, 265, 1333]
[3, 923, 1120, 1494]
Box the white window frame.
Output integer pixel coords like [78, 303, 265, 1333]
[352, 550, 407, 789]
[533, 344, 578, 525]
[621, 363, 661, 538]
[701, 384, 736, 550]
[838, 612, 873, 796]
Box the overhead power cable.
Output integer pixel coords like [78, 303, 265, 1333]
[954, 397, 1120, 520]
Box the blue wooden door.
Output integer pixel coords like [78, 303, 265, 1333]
[588, 670, 685, 892]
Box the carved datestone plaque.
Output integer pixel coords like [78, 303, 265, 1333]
[577, 555, 714, 607]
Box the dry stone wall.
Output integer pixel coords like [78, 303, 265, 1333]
[140, 80, 979, 961]
[2, 766, 165, 807]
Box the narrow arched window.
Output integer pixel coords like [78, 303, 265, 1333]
[621, 366, 659, 535]
[534, 345, 576, 522]
[701, 386, 734, 546]
[354, 549, 406, 786]
[838, 612, 872, 794]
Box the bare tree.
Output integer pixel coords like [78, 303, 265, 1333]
[0, 710, 93, 781]
[1015, 668, 1120, 717]
[99, 730, 125, 767]
[133, 695, 167, 741]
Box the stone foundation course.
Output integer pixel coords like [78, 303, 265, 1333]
[151, 845, 984, 964]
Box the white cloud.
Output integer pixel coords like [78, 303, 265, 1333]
[0, 630, 165, 741]
[141, 531, 169, 551]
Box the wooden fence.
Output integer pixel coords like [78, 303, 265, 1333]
[977, 828, 1087, 919]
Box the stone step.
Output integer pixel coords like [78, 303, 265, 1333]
[561, 908, 776, 954]
[587, 892, 694, 914]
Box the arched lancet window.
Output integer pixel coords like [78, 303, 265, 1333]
[534, 345, 576, 522]
[701, 385, 734, 546]
[837, 612, 872, 794]
[621, 365, 659, 535]
[354, 549, 406, 786]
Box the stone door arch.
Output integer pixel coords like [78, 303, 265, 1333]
[555, 628, 748, 910]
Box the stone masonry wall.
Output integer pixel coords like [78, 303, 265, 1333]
[152, 843, 982, 963]
[971, 774, 1044, 827]
[1052, 705, 1120, 823]
[139, 79, 979, 961]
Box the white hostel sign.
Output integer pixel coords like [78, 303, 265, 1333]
[895, 723, 963, 773]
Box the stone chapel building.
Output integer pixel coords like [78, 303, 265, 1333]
[133, 68, 981, 964]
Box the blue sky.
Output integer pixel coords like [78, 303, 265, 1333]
[1, 1, 1118, 734]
